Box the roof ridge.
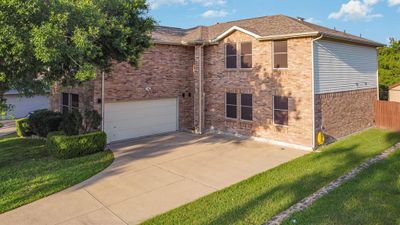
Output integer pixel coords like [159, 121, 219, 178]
[281, 15, 319, 32]
[206, 14, 286, 28]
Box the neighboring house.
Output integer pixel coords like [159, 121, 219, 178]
[388, 83, 400, 102]
[50, 15, 382, 149]
[4, 90, 49, 119]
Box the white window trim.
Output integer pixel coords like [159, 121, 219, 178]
[224, 43, 238, 70]
[240, 42, 253, 69]
[61, 93, 79, 112]
[225, 92, 237, 119]
[272, 41, 288, 70]
[240, 93, 253, 121]
[272, 95, 289, 126]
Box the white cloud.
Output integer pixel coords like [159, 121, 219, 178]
[306, 18, 322, 24]
[149, 0, 225, 9]
[388, 0, 400, 6]
[201, 9, 228, 18]
[191, 0, 226, 7]
[329, 0, 382, 21]
[148, 0, 185, 9]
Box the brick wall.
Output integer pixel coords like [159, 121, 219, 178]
[202, 31, 314, 147]
[51, 44, 195, 129]
[314, 88, 377, 142]
[50, 82, 95, 113]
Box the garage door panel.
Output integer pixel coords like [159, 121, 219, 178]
[104, 98, 178, 143]
[105, 106, 176, 123]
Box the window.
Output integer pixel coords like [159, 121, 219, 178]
[240, 42, 252, 68]
[273, 40, 288, 69]
[240, 94, 252, 121]
[61, 93, 79, 113]
[225, 43, 237, 69]
[273, 96, 288, 125]
[225, 93, 237, 119]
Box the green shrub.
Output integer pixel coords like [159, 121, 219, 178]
[16, 118, 32, 137]
[46, 131, 107, 159]
[0, 122, 3, 128]
[83, 109, 102, 133]
[60, 110, 83, 135]
[28, 110, 63, 137]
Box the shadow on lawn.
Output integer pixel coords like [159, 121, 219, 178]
[203, 145, 362, 225]
[202, 131, 400, 224]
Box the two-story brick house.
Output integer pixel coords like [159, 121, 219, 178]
[50, 15, 383, 150]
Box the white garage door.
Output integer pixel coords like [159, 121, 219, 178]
[104, 98, 178, 143]
[5, 94, 49, 119]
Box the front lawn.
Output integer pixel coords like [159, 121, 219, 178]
[141, 129, 400, 225]
[0, 134, 114, 213]
[283, 148, 400, 225]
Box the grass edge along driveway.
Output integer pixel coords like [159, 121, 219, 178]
[0, 134, 114, 213]
[141, 128, 400, 225]
[282, 147, 400, 225]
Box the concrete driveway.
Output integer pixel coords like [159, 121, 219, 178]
[0, 132, 307, 225]
[0, 120, 15, 137]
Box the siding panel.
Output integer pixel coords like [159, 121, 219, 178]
[314, 40, 377, 94]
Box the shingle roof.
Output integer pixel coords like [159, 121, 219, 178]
[152, 15, 383, 47]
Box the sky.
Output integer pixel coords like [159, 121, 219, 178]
[148, 0, 400, 44]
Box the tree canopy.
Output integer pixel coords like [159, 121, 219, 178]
[0, 0, 154, 112]
[378, 38, 400, 99]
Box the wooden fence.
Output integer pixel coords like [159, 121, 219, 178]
[374, 100, 400, 130]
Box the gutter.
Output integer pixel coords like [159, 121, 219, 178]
[154, 31, 383, 48]
[256, 32, 319, 41]
[311, 34, 324, 150]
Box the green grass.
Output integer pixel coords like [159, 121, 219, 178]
[0, 133, 114, 213]
[282, 148, 400, 225]
[141, 129, 400, 225]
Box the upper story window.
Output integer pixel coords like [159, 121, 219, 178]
[225, 92, 237, 119]
[273, 40, 288, 69]
[225, 43, 237, 69]
[61, 93, 79, 113]
[240, 93, 252, 121]
[240, 42, 252, 68]
[273, 96, 288, 125]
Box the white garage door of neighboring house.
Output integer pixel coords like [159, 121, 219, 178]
[104, 98, 178, 143]
[5, 94, 49, 119]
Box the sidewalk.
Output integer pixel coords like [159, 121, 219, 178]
[0, 120, 16, 137]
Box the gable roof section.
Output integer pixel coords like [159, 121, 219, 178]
[152, 15, 384, 47]
[212, 26, 261, 41]
[389, 83, 400, 90]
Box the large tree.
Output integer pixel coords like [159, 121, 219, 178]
[0, 0, 154, 113]
[378, 38, 400, 99]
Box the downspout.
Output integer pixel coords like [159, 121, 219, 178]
[101, 71, 105, 132]
[198, 44, 205, 134]
[311, 34, 324, 149]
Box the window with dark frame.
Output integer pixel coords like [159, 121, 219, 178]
[273, 40, 288, 69]
[273, 96, 289, 125]
[226, 93, 237, 119]
[61, 93, 79, 113]
[240, 42, 252, 68]
[240, 93, 252, 121]
[225, 43, 237, 69]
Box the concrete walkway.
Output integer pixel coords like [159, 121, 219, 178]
[0, 120, 15, 137]
[0, 132, 307, 225]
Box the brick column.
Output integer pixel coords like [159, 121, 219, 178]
[193, 45, 205, 134]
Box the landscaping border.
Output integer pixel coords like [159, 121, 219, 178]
[264, 142, 400, 225]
